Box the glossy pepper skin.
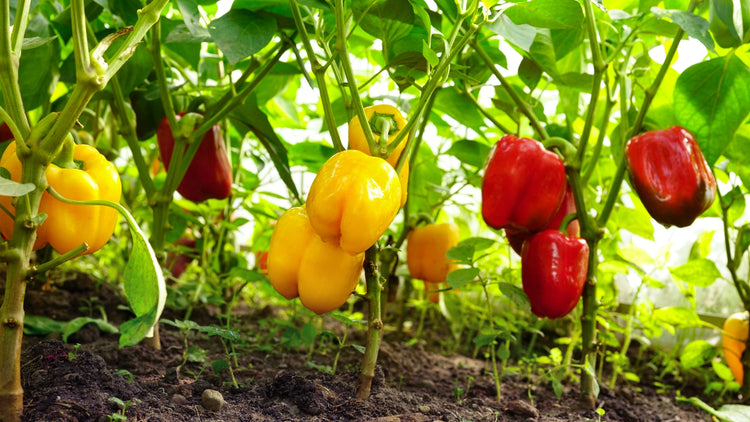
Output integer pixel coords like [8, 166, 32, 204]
[505, 186, 579, 255]
[406, 222, 460, 283]
[266, 206, 364, 314]
[481, 134, 567, 232]
[521, 230, 589, 319]
[156, 113, 232, 203]
[625, 126, 716, 228]
[0, 141, 122, 254]
[723, 311, 749, 385]
[306, 149, 402, 255]
[348, 104, 409, 206]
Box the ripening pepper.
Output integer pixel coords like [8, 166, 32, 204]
[505, 186, 579, 255]
[306, 149, 402, 255]
[521, 230, 589, 319]
[481, 134, 567, 232]
[348, 104, 410, 206]
[406, 222, 460, 284]
[0, 141, 121, 254]
[157, 113, 232, 203]
[625, 126, 716, 228]
[266, 206, 365, 314]
[723, 311, 749, 385]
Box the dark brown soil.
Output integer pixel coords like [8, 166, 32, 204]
[11, 274, 715, 422]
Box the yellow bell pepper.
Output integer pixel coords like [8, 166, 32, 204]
[348, 104, 409, 206]
[723, 311, 749, 385]
[267, 206, 364, 314]
[0, 141, 121, 254]
[306, 149, 401, 255]
[406, 222, 460, 283]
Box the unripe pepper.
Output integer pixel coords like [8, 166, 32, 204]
[722, 311, 749, 385]
[521, 230, 589, 319]
[306, 149, 402, 255]
[406, 222, 460, 284]
[0, 141, 121, 254]
[625, 126, 716, 228]
[266, 206, 364, 314]
[481, 134, 567, 232]
[348, 104, 409, 206]
[505, 186, 579, 255]
[156, 113, 232, 203]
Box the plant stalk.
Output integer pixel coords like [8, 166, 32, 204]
[357, 246, 383, 399]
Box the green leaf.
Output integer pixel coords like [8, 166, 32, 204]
[227, 267, 267, 282]
[288, 141, 336, 173]
[176, 0, 211, 39]
[650, 8, 715, 50]
[119, 218, 167, 348]
[207, 9, 276, 64]
[653, 306, 704, 329]
[445, 243, 475, 264]
[0, 175, 35, 197]
[445, 140, 490, 168]
[231, 104, 300, 202]
[446, 267, 480, 289]
[504, 0, 584, 29]
[713, 360, 735, 382]
[459, 237, 496, 253]
[486, 14, 537, 51]
[669, 258, 722, 287]
[19, 14, 59, 110]
[62, 317, 118, 343]
[434, 87, 486, 131]
[679, 340, 715, 369]
[23, 315, 66, 336]
[518, 56, 542, 89]
[674, 55, 750, 165]
[497, 282, 530, 308]
[716, 404, 750, 422]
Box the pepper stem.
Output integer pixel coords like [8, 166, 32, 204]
[369, 112, 397, 158]
[50, 135, 77, 169]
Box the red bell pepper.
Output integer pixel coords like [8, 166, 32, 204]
[505, 185, 579, 255]
[157, 113, 232, 203]
[521, 230, 588, 319]
[0, 122, 12, 142]
[481, 134, 567, 232]
[625, 126, 716, 227]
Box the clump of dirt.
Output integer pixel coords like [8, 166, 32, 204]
[9, 274, 715, 421]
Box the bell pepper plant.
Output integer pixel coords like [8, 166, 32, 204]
[625, 126, 716, 228]
[0, 141, 122, 255]
[266, 206, 364, 314]
[481, 134, 567, 232]
[521, 229, 589, 320]
[306, 149, 402, 255]
[156, 113, 232, 203]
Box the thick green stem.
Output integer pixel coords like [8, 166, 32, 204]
[0, 0, 29, 137]
[357, 246, 383, 399]
[0, 146, 49, 422]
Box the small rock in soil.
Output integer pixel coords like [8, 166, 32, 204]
[171, 393, 188, 405]
[506, 399, 539, 419]
[418, 405, 431, 413]
[201, 388, 225, 411]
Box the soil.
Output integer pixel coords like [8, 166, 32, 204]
[7, 273, 717, 422]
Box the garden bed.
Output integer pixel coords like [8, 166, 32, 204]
[12, 274, 712, 422]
